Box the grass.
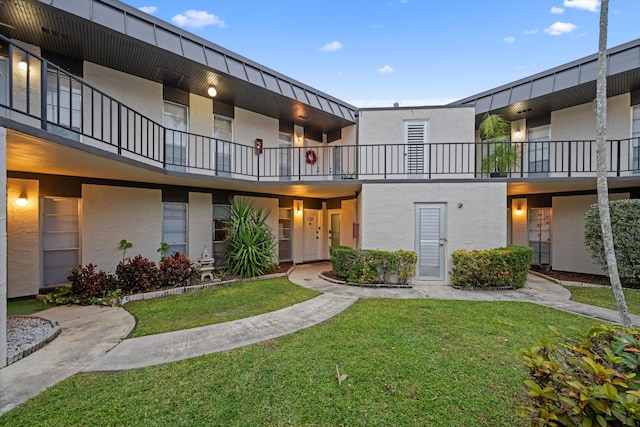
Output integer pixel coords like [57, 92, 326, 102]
[7, 298, 50, 316]
[565, 285, 640, 316]
[0, 299, 599, 426]
[124, 278, 320, 337]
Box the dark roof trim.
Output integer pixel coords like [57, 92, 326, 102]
[358, 105, 474, 112]
[451, 37, 640, 112]
[49, 0, 356, 122]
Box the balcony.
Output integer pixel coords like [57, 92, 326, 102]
[1, 36, 639, 185]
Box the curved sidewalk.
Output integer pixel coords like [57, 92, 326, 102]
[85, 292, 358, 372]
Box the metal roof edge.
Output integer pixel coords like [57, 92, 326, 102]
[449, 37, 640, 106]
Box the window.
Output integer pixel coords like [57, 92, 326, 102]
[46, 69, 82, 131]
[527, 125, 550, 174]
[279, 132, 293, 180]
[42, 197, 80, 286]
[163, 202, 187, 256]
[631, 106, 640, 171]
[212, 203, 230, 267]
[214, 114, 233, 177]
[529, 208, 551, 267]
[164, 101, 188, 171]
[404, 121, 429, 174]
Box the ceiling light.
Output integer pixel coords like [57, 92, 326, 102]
[18, 60, 27, 71]
[207, 86, 217, 97]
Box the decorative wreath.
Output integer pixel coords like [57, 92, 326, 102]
[305, 149, 317, 165]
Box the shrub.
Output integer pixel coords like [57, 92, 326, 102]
[395, 250, 418, 285]
[159, 252, 199, 286]
[67, 263, 118, 303]
[521, 324, 640, 426]
[329, 247, 417, 285]
[585, 199, 640, 287]
[224, 198, 277, 277]
[116, 255, 160, 294]
[450, 246, 532, 288]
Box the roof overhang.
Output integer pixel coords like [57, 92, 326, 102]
[451, 38, 640, 126]
[0, 0, 356, 135]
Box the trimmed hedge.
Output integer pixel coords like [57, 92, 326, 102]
[450, 246, 532, 289]
[584, 199, 640, 287]
[329, 246, 417, 285]
[521, 324, 640, 426]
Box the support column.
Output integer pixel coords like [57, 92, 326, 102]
[0, 127, 8, 368]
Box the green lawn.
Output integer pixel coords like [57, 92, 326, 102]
[7, 298, 50, 316]
[124, 278, 320, 337]
[0, 299, 598, 426]
[565, 285, 640, 316]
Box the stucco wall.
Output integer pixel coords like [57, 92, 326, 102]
[188, 192, 213, 260]
[189, 93, 213, 137]
[550, 93, 630, 141]
[82, 184, 162, 272]
[510, 198, 529, 247]
[7, 178, 40, 298]
[1, 128, 7, 366]
[234, 107, 278, 148]
[358, 107, 475, 144]
[83, 61, 164, 123]
[360, 182, 507, 282]
[552, 193, 629, 275]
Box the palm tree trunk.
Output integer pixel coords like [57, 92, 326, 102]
[595, 0, 632, 326]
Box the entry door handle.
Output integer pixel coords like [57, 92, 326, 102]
[439, 238, 447, 246]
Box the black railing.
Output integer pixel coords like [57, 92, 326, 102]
[1, 35, 639, 181]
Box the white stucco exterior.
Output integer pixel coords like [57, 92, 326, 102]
[82, 184, 162, 272]
[360, 181, 507, 282]
[188, 192, 213, 260]
[7, 178, 40, 298]
[1, 127, 7, 367]
[550, 94, 630, 141]
[552, 193, 629, 275]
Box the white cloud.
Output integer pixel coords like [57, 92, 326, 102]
[551, 6, 564, 14]
[563, 0, 599, 12]
[139, 5, 157, 14]
[172, 10, 226, 29]
[504, 36, 515, 44]
[319, 41, 343, 53]
[376, 65, 395, 74]
[524, 29, 539, 35]
[544, 21, 577, 35]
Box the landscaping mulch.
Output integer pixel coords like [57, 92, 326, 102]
[540, 270, 610, 285]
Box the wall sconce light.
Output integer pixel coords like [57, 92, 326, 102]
[515, 207, 522, 215]
[207, 86, 217, 97]
[514, 130, 522, 138]
[18, 60, 28, 71]
[296, 206, 302, 216]
[16, 191, 28, 206]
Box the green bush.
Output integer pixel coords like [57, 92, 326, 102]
[224, 198, 277, 278]
[521, 324, 640, 426]
[585, 199, 640, 287]
[329, 247, 416, 285]
[450, 246, 532, 288]
[395, 250, 418, 285]
[116, 255, 160, 294]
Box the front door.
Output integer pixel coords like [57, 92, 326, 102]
[303, 210, 320, 261]
[414, 203, 446, 280]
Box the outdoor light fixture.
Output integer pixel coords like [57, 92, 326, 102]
[16, 191, 28, 206]
[18, 60, 27, 71]
[207, 86, 217, 97]
[514, 130, 522, 138]
[516, 207, 522, 215]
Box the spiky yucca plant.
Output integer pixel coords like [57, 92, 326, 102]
[223, 198, 277, 277]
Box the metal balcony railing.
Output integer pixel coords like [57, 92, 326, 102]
[1, 35, 639, 182]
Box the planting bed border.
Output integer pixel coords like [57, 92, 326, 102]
[318, 271, 413, 288]
[451, 284, 515, 291]
[6, 316, 61, 366]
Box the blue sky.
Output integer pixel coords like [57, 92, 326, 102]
[121, 0, 640, 108]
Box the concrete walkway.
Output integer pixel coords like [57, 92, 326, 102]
[2, 263, 639, 416]
[0, 305, 134, 415]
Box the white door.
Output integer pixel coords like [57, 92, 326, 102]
[414, 203, 446, 280]
[303, 210, 320, 261]
[405, 121, 429, 176]
[329, 212, 341, 247]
